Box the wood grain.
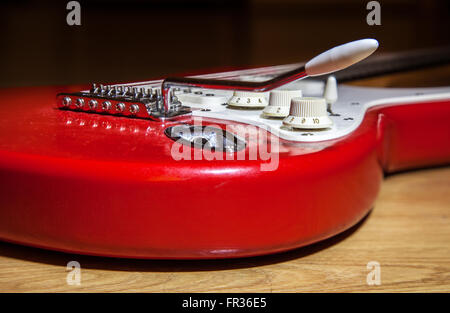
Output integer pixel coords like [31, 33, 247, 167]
[0, 166, 449, 292]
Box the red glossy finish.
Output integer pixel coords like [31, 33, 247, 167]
[0, 84, 449, 259]
[376, 101, 450, 172]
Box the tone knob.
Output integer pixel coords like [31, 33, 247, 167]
[283, 97, 333, 129]
[227, 91, 268, 108]
[263, 89, 303, 117]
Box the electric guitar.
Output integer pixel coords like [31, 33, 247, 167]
[0, 39, 449, 259]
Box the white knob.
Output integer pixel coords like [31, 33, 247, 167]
[263, 89, 302, 117]
[283, 97, 333, 129]
[324, 76, 338, 111]
[227, 91, 268, 108]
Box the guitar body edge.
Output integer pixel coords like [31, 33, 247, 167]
[0, 87, 448, 259]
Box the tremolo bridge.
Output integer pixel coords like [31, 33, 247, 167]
[57, 83, 189, 120]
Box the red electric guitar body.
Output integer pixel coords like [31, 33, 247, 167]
[0, 44, 449, 259]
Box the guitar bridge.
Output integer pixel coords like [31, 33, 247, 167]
[56, 84, 191, 120]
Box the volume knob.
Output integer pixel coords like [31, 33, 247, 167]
[283, 97, 333, 129]
[263, 89, 302, 118]
[227, 91, 268, 108]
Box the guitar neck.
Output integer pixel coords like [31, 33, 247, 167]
[325, 46, 450, 82]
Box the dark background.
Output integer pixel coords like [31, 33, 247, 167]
[1, 0, 449, 87]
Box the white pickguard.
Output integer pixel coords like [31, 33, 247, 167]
[183, 82, 450, 142]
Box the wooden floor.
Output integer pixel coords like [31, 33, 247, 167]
[0, 166, 449, 292]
